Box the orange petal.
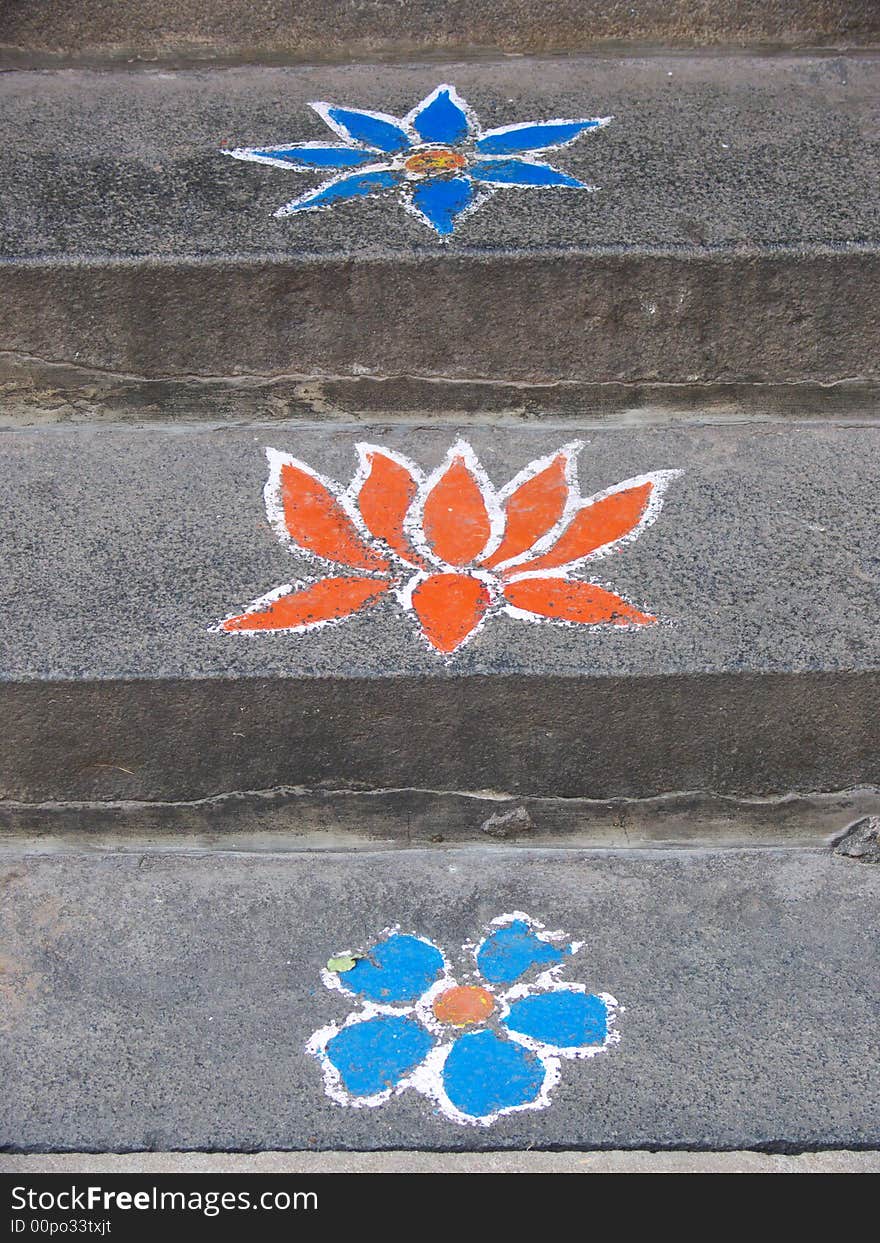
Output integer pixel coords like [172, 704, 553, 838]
[357, 449, 425, 567]
[222, 578, 389, 631]
[504, 577, 655, 626]
[278, 461, 389, 571]
[410, 573, 491, 652]
[507, 480, 652, 577]
[482, 453, 569, 569]
[422, 456, 492, 566]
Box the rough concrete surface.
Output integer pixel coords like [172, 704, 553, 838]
[21, 56, 880, 260]
[4, 788, 880, 851]
[4, 372, 880, 428]
[2, 1150, 879, 1173]
[2, 1, 878, 66]
[1, 56, 879, 384]
[2, 847, 878, 1152]
[0, 421, 877, 803]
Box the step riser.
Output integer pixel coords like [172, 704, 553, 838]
[5, 252, 878, 387]
[2, 673, 879, 805]
[2, 1, 878, 67]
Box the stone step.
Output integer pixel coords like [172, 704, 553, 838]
[3, 843, 878, 1150]
[1, 2, 878, 67]
[0, 419, 877, 811]
[2, 55, 879, 398]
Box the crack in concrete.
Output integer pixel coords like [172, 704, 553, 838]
[3, 783, 878, 813]
[1, 350, 874, 390]
[2, 784, 877, 855]
[3, 352, 879, 427]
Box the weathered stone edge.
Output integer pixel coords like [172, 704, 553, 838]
[3, 250, 878, 386]
[3, 671, 878, 803]
[2, 30, 879, 72]
[1, 785, 878, 848]
[3, 353, 879, 425]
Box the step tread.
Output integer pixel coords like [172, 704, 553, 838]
[1, 421, 877, 681]
[3, 846, 878, 1151]
[3, 56, 879, 262]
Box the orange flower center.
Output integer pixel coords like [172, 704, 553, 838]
[404, 148, 467, 176]
[432, 984, 495, 1026]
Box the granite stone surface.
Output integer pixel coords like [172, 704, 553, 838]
[2, 421, 877, 682]
[2, 846, 878, 1151]
[4, 57, 879, 260]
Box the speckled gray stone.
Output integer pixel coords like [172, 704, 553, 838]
[0, 420, 877, 803]
[2, 847, 878, 1152]
[1, 56, 879, 385]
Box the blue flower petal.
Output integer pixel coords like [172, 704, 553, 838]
[326, 1014, 433, 1097]
[412, 87, 470, 144]
[342, 932, 445, 1003]
[411, 175, 475, 235]
[476, 120, 604, 155]
[470, 158, 585, 188]
[322, 105, 411, 153]
[248, 144, 377, 170]
[442, 1029, 545, 1117]
[504, 990, 608, 1049]
[275, 168, 401, 217]
[476, 918, 571, 985]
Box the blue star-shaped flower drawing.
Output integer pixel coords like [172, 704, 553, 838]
[223, 84, 611, 237]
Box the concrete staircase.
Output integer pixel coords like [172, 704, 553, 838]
[1, 4, 878, 1157]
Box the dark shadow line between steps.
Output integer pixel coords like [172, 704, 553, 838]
[2, 1138, 879, 1157]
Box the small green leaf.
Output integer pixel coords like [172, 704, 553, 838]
[327, 954, 359, 973]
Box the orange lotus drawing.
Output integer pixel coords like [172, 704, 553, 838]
[215, 441, 680, 655]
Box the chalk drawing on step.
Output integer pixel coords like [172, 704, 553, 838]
[212, 441, 680, 657]
[307, 913, 621, 1126]
[222, 84, 611, 237]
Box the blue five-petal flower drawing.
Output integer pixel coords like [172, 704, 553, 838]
[307, 912, 620, 1126]
[224, 84, 611, 237]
